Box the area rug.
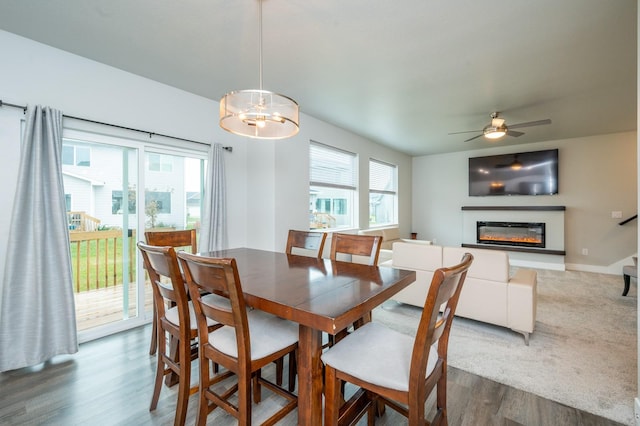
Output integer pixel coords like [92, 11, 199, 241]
[373, 268, 637, 425]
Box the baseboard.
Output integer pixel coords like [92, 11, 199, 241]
[509, 259, 566, 271]
[565, 263, 621, 275]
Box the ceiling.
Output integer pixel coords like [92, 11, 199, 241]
[0, 0, 636, 156]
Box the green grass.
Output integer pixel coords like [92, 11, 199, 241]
[69, 236, 137, 293]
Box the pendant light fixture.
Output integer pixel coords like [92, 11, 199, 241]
[219, 0, 299, 139]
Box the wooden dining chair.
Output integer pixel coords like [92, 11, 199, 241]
[137, 242, 223, 426]
[145, 229, 197, 356]
[329, 233, 383, 341]
[321, 253, 474, 426]
[330, 232, 383, 266]
[177, 251, 299, 426]
[285, 229, 327, 258]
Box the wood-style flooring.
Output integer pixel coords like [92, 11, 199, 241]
[0, 324, 625, 425]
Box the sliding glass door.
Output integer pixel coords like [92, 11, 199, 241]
[62, 129, 207, 342]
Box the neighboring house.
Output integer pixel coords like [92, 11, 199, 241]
[62, 140, 188, 229]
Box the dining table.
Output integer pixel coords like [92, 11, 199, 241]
[199, 247, 416, 425]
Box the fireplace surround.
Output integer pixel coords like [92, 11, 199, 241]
[461, 206, 566, 264]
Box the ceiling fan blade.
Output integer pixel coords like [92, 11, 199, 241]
[448, 129, 483, 135]
[507, 130, 525, 137]
[464, 134, 484, 142]
[508, 119, 552, 130]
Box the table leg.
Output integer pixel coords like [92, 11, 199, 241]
[297, 325, 323, 425]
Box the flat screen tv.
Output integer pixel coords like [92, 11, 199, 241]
[468, 149, 558, 196]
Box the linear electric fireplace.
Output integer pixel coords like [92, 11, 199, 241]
[476, 221, 545, 248]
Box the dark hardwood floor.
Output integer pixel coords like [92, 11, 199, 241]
[0, 324, 624, 425]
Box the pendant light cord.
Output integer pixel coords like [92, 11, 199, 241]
[258, 0, 263, 91]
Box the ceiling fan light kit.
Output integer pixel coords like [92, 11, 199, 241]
[451, 112, 552, 143]
[483, 124, 507, 139]
[219, 0, 299, 139]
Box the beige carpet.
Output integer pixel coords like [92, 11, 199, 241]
[373, 268, 637, 425]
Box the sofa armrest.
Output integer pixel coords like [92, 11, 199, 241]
[380, 259, 394, 268]
[378, 249, 393, 265]
[507, 268, 537, 334]
[399, 238, 432, 245]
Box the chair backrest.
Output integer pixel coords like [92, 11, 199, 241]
[137, 242, 191, 328]
[411, 253, 473, 390]
[145, 229, 197, 253]
[177, 252, 250, 360]
[285, 230, 327, 258]
[330, 233, 383, 266]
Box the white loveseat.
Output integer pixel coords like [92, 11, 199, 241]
[381, 242, 537, 344]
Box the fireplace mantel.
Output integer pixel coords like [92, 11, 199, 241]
[461, 205, 566, 211]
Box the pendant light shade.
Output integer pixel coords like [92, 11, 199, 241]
[219, 0, 299, 139]
[220, 89, 299, 139]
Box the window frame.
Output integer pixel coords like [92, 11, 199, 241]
[368, 158, 398, 227]
[309, 141, 358, 231]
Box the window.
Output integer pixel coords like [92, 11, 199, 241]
[146, 191, 171, 214]
[309, 141, 357, 230]
[369, 159, 397, 226]
[65, 194, 71, 212]
[148, 153, 173, 172]
[112, 190, 136, 214]
[62, 144, 91, 166]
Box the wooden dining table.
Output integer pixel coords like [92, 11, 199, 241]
[199, 247, 416, 425]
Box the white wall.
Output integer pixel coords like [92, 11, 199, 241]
[412, 132, 637, 272]
[0, 30, 412, 295]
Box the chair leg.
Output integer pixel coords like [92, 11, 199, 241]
[149, 350, 164, 411]
[253, 369, 262, 403]
[623, 274, 631, 296]
[174, 338, 191, 426]
[149, 305, 157, 355]
[166, 336, 179, 387]
[431, 368, 448, 426]
[239, 373, 252, 425]
[324, 366, 340, 425]
[150, 330, 166, 411]
[288, 350, 297, 392]
[196, 352, 211, 426]
[275, 357, 284, 386]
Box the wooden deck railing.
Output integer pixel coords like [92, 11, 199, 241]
[67, 211, 101, 232]
[69, 229, 136, 293]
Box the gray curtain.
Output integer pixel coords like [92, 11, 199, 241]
[0, 106, 78, 372]
[199, 143, 228, 251]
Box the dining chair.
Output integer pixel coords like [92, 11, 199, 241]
[285, 229, 327, 258]
[177, 251, 299, 426]
[278, 229, 328, 391]
[330, 232, 383, 266]
[321, 253, 474, 426]
[329, 232, 383, 341]
[145, 229, 197, 356]
[137, 242, 223, 426]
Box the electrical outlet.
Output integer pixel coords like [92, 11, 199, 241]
[582, 248, 589, 255]
[432, 238, 437, 244]
[612, 211, 623, 219]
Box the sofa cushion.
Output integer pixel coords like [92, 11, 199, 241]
[391, 242, 443, 271]
[382, 227, 400, 242]
[443, 246, 509, 283]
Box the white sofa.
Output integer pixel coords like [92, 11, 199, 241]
[358, 226, 431, 250]
[381, 242, 537, 344]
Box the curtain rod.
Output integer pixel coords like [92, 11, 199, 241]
[0, 99, 233, 152]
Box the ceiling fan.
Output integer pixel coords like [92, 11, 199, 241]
[449, 112, 552, 142]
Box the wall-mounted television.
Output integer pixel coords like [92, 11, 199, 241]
[468, 149, 558, 196]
